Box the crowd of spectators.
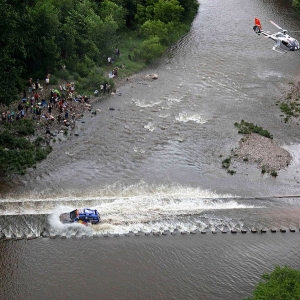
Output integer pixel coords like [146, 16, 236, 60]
[0, 76, 94, 135]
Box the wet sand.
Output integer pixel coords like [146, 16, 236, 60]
[233, 82, 300, 172]
[234, 133, 292, 172]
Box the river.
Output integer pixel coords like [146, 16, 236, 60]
[1, 0, 300, 299]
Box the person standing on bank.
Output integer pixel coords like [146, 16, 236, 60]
[45, 74, 50, 87]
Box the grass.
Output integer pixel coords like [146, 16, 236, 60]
[50, 34, 148, 96]
[234, 120, 273, 139]
[280, 102, 300, 122]
[278, 81, 300, 122]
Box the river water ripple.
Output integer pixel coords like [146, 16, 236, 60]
[1, 0, 300, 299]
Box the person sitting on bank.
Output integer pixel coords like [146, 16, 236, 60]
[46, 126, 51, 135]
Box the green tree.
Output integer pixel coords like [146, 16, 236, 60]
[139, 35, 165, 62]
[293, 0, 300, 10]
[244, 266, 300, 300]
[0, 0, 200, 107]
[97, 0, 126, 30]
[0, 0, 27, 105]
[177, 0, 199, 20]
[140, 20, 168, 42]
[153, 0, 184, 24]
[25, 0, 61, 74]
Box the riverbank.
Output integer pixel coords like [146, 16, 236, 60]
[1, 77, 298, 178]
[0, 68, 158, 137]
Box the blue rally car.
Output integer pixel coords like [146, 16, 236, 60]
[59, 208, 101, 225]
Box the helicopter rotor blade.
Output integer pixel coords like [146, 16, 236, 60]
[269, 20, 284, 31]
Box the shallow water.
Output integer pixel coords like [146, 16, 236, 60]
[1, 0, 300, 299]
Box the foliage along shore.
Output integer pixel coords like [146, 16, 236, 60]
[1, 0, 199, 106]
[0, 0, 199, 176]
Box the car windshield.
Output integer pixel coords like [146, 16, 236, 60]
[70, 210, 77, 220]
[84, 208, 95, 214]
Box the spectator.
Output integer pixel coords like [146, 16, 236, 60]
[45, 74, 50, 86]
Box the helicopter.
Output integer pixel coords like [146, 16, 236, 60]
[253, 18, 300, 53]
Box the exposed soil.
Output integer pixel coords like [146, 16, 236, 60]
[234, 133, 292, 172]
[231, 82, 300, 173]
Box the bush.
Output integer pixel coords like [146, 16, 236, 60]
[227, 169, 236, 175]
[139, 36, 166, 62]
[222, 157, 231, 169]
[54, 69, 71, 81]
[234, 120, 273, 139]
[244, 266, 300, 300]
[270, 170, 278, 177]
[0, 128, 52, 175]
[4, 119, 35, 136]
[49, 74, 59, 85]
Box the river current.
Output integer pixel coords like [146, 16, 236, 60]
[1, 0, 300, 299]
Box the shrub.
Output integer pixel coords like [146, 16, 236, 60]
[0, 129, 52, 175]
[5, 119, 35, 136]
[234, 120, 273, 139]
[244, 265, 300, 300]
[270, 170, 278, 177]
[222, 157, 231, 169]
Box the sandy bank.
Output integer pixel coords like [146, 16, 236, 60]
[234, 133, 292, 172]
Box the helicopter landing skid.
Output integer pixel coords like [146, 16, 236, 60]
[272, 46, 286, 54]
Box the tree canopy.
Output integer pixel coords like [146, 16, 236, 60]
[244, 266, 300, 300]
[0, 0, 199, 106]
[293, 0, 300, 10]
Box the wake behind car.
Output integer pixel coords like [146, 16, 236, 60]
[59, 208, 101, 225]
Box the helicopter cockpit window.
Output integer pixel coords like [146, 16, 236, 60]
[290, 40, 299, 48]
[282, 41, 289, 47]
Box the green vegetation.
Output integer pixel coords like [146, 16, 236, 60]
[280, 101, 300, 122]
[244, 266, 300, 300]
[270, 170, 278, 177]
[221, 121, 275, 176]
[227, 169, 236, 175]
[0, 0, 199, 105]
[293, 0, 300, 10]
[0, 122, 52, 175]
[234, 120, 273, 139]
[278, 82, 300, 122]
[222, 157, 231, 169]
[221, 157, 236, 175]
[0, 0, 199, 176]
[3, 119, 35, 136]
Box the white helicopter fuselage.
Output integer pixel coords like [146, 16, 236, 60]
[268, 31, 300, 51]
[253, 18, 300, 53]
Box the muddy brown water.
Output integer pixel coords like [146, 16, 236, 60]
[1, 0, 300, 299]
